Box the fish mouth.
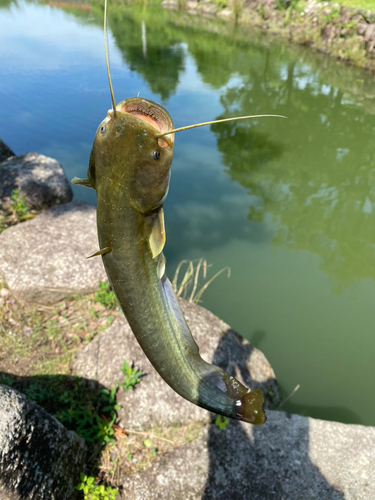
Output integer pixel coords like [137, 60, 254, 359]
[116, 97, 174, 148]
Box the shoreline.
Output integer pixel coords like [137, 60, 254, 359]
[162, 0, 375, 73]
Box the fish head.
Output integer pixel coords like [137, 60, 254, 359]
[89, 97, 174, 214]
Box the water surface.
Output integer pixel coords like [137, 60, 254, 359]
[1, 0, 375, 425]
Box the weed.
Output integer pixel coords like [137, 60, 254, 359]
[109, 458, 119, 476]
[1, 374, 122, 455]
[100, 386, 122, 416]
[142, 438, 158, 457]
[342, 20, 357, 31]
[55, 385, 120, 446]
[215, 0, 227, 9]
[321, 5, 341, 24]
[173, 257, 230, 304]
[143, 438, 153, 448]
[276, 0, 289, 10]
[96, 415, 117, 446]
[117, 360, 144, 392]
[215, 415, 230, 430]
[76, 473, 118, 500]
[0, 189, 38, 233]
[24, 382, 55, 403]
[97, 420, 205, 483]
[93, 281, 119, 310]
[231, 0, 243, 21]
[10, 189, 28, 219]
[0, 374, 14, 387]
[257, 3, 266, 17]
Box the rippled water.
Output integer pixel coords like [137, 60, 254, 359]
[1, 0, 375, 425]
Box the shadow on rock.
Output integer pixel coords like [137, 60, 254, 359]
[0, 372, 109, 442]
[204, 327, 280, 412]
[201, 334, 344, 500]
[0, 372, 109, 500]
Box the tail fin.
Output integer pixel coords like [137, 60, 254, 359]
[237, 388, 266, 425]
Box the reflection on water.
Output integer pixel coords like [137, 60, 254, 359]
[1, 0, 375, 425]
[213, 66, 375, 291]
[108, 5, 185, 101]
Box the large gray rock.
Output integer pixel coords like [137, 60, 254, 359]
[0, 152, 72, 209]
[0, 385, 86, 500]
[120, 411, 375, 499]
[0, 201, 107, 304]
[72, 300, 281, 430]
[0, 139, 15, 162]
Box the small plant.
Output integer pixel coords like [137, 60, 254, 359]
[25, 382, 55, 403]
[96, 415, 116, 446]
[232, 0, 243, 22]
[1, 189, 38, 232]
[54, 383, 121, 446]
[93, 281, 119, 310]
[257, 3, 265, 17]
[117, 360, 144, 392]
[143, 438, 153, 448]
[215, 0, 227, 9]
[10, 189, 29, 219]
[100, 386, 121, 416]
[76, 473, 118, 500]
[143, 438, 158, 458]
[172, 257, 230, 304]
[321, 5, 340, 24]
[215, 415, 230, 430]
[0, 374, 14, 387]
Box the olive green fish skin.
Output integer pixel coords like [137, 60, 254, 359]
[84, 97, 266, 425]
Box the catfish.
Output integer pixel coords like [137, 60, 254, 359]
[72, 0, 285, 425]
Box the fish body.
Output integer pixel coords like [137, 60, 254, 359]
[75, 96, 266, 425]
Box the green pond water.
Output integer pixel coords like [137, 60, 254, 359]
[1, 0, 375, 425]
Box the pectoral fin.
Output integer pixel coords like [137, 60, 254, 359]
[71, 177, 94, 189]
[149, 209, 166, 259]
[86, 247, 111, 259]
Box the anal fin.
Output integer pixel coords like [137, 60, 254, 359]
[157, 253, 166, 279]
[86, 247, 111, 259]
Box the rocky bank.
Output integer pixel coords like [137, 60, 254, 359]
[1, 144, 375, 498]
[162, 0, 375, 73]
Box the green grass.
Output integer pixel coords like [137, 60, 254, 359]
[93, 281, 119, 310]
[77, 474, 118, 500]
[336, 0, 375, 10]
[0, 188, 38, 233]
[10, 189, 28, 218]
[0, 281, 118, 376]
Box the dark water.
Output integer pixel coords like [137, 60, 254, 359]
[1, 0, 375, 425]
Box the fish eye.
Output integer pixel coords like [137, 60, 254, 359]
[153, 150, 160, 161]
[100, 125, 106, 134]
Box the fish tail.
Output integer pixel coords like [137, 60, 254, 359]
[237, 388, 266, 424]
[198, 366, 266, 425]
